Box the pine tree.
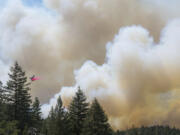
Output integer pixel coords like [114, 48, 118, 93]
[68, 87, 89, 135]
[54, 96, 69, 135]
[32, 97, 42, 132]
[45, 96, 70, 135]
[0, 81, 8, 121]
[0, 81, 8, 104]
[82, 98, 113, 135]
[0, 81, 4, 103]
[6, 62, 32, 132]
[47, 106, 57, 135]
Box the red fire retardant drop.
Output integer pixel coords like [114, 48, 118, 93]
[31, 77, 40, 81]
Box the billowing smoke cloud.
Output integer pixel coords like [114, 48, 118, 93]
[0, 0, 176, 102]
[1, 0, 180, 129]
[42, 20, 180, 129]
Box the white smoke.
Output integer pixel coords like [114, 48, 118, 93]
[1, 0, 180, 102]
[42, 20, 180, 129]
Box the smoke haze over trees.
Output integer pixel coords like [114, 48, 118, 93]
[2, 0, 180, 131]
[1, 62, 180, 135]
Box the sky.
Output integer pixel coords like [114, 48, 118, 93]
[0, 0, 42, 6]
[1, 0, 180, 129]
[22, 0, 42, 6]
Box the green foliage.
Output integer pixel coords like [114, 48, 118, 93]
[54, 96, 70, 135]
[0, 121, 19, 135]
[46, 107, 57, 135]
[115, 125, 180, 135]
[41, 119, 49, 135]
[32, 97, 42, 131]
[44, 96, 70, 135]
[0, 103, 8, 121]
[0, 81, 4, 103]
[82, 98, 113, 135]
[68, 87, 89, 135]
[6, 62, 32, 132]
[0, 81, 8, 121]
[22, 126, 28, 135]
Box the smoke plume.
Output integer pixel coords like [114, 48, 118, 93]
[1, 0, 180, 129]
[42, 20, 180, 129]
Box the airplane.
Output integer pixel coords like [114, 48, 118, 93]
[30, 75, 40, 81]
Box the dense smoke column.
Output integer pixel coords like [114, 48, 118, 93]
[1, 0, 180, 129]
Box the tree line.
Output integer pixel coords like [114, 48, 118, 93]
[0, 62, 42, 135]
[0, 62, 180, 135]
[0, 62, 112, 135]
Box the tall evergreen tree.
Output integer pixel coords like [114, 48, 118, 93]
[0, 81, 7, 104]
[43, 96, 70, 135]
[0, 81, 4, 103]
[68, 87, 89, 135]
[47, 107, 56, 135]
[54, 96, 70, 135]
[32, 97, 42, 132]
[0, 81, 8, 121]
[82, 98, 113, 135]
[6, 62, 32, 132]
